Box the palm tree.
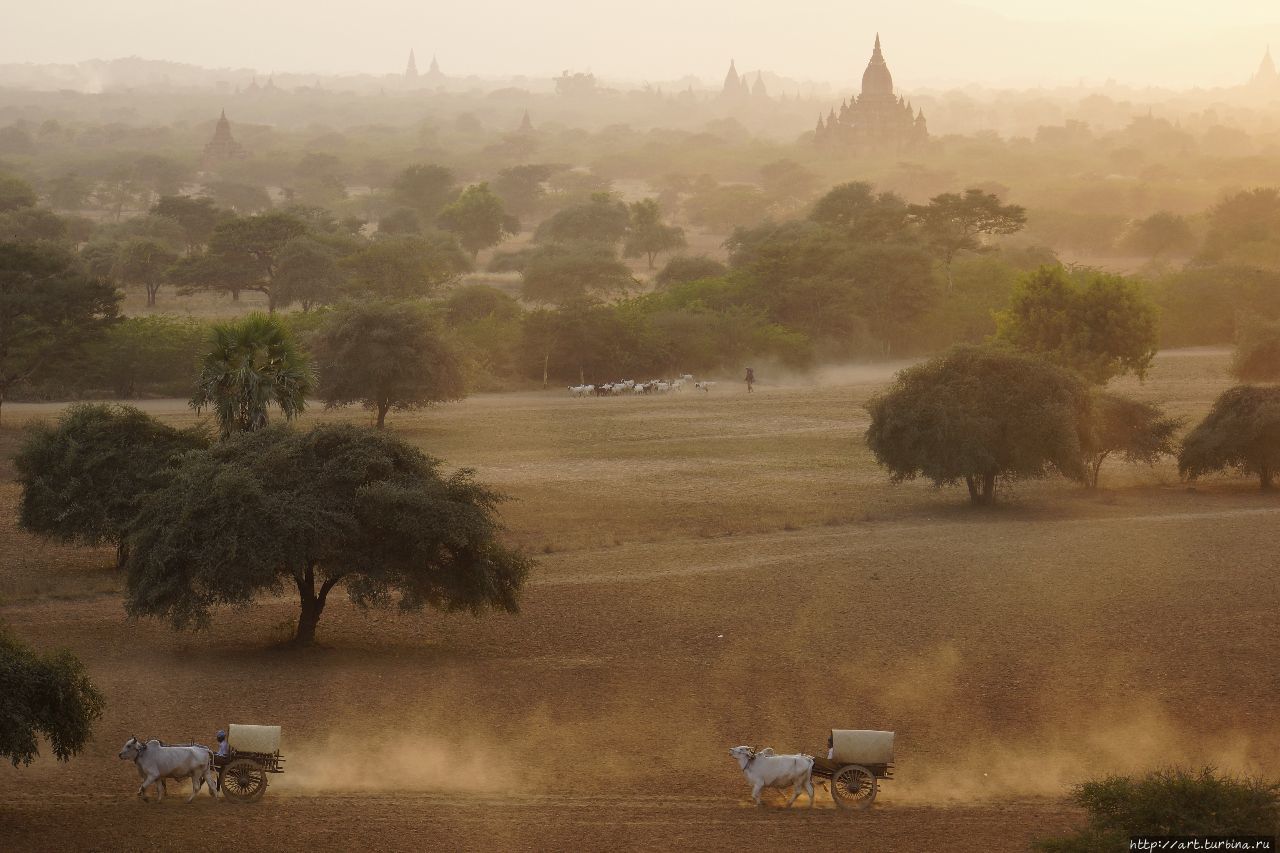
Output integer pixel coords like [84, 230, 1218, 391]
[191, 313, 313, 438]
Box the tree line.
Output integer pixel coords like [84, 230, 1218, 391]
[865, 275, 1280, 503]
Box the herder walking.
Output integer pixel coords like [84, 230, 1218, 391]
[744, 366, 755, 393]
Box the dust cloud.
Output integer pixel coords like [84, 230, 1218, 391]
[285, 731, 519, 794]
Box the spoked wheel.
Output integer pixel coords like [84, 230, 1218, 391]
[219, 758, 268, 803]
[830, 764, 877, 809]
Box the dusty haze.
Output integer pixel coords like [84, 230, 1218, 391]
[3, 0, 1279, 87]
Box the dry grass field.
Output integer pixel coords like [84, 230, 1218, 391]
[1, 347, 1277, 852]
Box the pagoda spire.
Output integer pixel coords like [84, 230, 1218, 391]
[1255, 45, 1278, 83]
[405, 48, 419, 79]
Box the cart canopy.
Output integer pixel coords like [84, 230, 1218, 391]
[830, 729, 894, 765]
[228, 724, 281, 754]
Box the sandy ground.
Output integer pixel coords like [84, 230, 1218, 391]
[1, 348, 1275, 852]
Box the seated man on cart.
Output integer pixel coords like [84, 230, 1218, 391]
[213, 729, 232, 768]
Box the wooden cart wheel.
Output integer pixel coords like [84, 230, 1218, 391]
[830, 764, 877, 809]
[219, 758, 268, 803]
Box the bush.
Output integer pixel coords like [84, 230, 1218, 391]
[1179, 384, 1280, 489]
[1231, 318, 1280, 381]
[1036, 767, 1280, 852]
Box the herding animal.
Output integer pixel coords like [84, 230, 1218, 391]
[118, 737, 218, 803]
[728, 745, 815, 807]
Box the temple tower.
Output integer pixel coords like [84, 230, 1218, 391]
[814, 35, 927, 151]
[202, 110, 247, 168]
[1252, 46, 1279, 90]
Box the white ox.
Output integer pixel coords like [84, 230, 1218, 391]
[728, 745, 815, 807]
[118, 737, 218, 803]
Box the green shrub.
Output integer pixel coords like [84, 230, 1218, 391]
[1231, 318, 1280, 381]
[1035, 767, 1280, 852]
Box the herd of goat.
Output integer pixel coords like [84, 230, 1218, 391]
[567, 375, 718, 397]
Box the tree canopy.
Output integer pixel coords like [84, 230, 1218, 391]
[391, 164, 457, 219]
[534, 193, 629, 245]
[203, 212, 309, 311]
[491, 163, 560, 218]
[0, 242, 120, 419]
[190, 313, 313, 438]
[1084, 392, 1181, 488]
[114, 238, 177, 307]
[655, 255, 728, 288]
[521, 242, 634, 305]
[15, 404, 208, 566]
[623, 199, 686, 269]
[1179, 384, 1280, 490]
[1121, 211, 1195, 260]
[0, 175, 38, 212]
[996, 265, 1159, 383]
[908, 188, 1026, 286]
[1200, 188, 1280, 263]
[1230, 318, 1280, 382]
[273, 237, 346, 311]
[313, 302, 467, 428]
[437, 182, 518, 259]
[0, 625, 105, 767]
[865, 345, 1092, 504]
[123, 423, 531, 644]
[808, 181, 909, 238]
[342, 233, 469, 299]
[150, 195, 223, 251]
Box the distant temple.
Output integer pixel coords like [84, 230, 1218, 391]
[720, 60, 769, 101]
[202, 110, 246, 167]
[751, 71, 768, 98]
[1251, 46, 1279, 93]
[405, 49, 419, 80]
[425, 54, 444, 84]
[814, 35, 927, 150]
[721, 59, 749, 99]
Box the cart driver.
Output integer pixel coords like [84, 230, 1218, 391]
[827, 732, 834, 759]
[215, 730, 230, 762]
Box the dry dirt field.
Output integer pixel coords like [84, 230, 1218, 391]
[1, 348, 1277, 852]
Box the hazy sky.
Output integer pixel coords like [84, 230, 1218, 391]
[4, 0, 1279, 88]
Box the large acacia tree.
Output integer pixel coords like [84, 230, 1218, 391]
[313, 301, 467, 428]
[0, 625, 105, 766]
[865, 345, 1092, 505]
[15, 404, 208, 567]
[1179, 385, 1280, 490]
[123, 423, 531, 645]
[908, 188, 1026, 288]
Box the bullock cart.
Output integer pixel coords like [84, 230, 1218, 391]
[811, 729, 894, 809]
[217, 724, 285, 803]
